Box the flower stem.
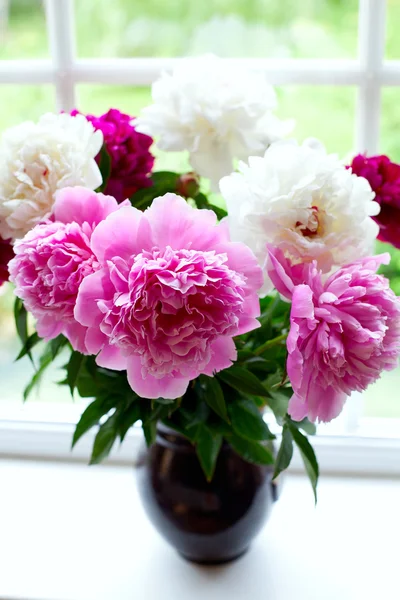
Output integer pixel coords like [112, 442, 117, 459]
[254, 333, 288, 356]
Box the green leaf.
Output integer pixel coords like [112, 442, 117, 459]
[272, 424, 293, 480]
[50, 335, 68, 360]
[23, 345, 53, 401]
[152, 396, 178, 405]
[199, 375, 229, 422]
[227, 434, 274, 466]
[245, 357, 275, 374]
[72, 396, 116, 448]
[288, 421, 319, 503]
[89, 412, 118, 465]
[228, 398, 275, 441]
[16, 332, 41, 361]
[142, 419, 157, 447]
[97, 146, 111, 191]
[295, 418, 317, 436]
[266, 389, 290, 423]
[118, 401, 141, 442]
[130, 171, 179, 210]
[208, 203, 227, 220]
[66, 351, 85, 395]
[217, 365, 270, 398]
[195, 424, 223, 482]
[14, 298, 29, 346]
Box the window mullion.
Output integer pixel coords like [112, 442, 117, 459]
[44, 0, 76, 111]
[355, 0, 387, 154]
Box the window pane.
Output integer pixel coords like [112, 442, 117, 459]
[381, 88, 400, 163]
[363, 372, 400, 419]
[385, 0, 400, 59]
[0, 0, 49, 59]
[0, 285, 75, 405]
[0, 84, 55, 133]
[276, 86, 356, 156]
[75, 0, 359, 59]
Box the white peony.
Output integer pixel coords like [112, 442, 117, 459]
[0, 113, 103, 240]
[220, 138, 380, 295]
[136, 55, 292, 189]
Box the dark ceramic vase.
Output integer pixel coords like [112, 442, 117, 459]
[136, 423, 279, 565]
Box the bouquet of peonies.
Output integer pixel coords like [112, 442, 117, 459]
[1, 56, 400, 499]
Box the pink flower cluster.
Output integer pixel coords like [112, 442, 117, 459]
[10, 190, 263, 399]
[267, 246, 400, 422]
[72, 109, 155, 203]
[349, 154, 400, 248]
[9, 187, 127, 351]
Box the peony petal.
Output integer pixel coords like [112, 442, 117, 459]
[126, 355, 189, 399]
[202, 336, 237, 376]
[287, 393, 309, 422]
[266, 245, 296, 300]
[63, 322, 89, 354]
[90, 205, 151, 264]
[144, 193, 222, 252]
[53, 187, 122, 227]
[291, 285, 315, 319]
[96, 344, 127, 371]
[214, 240, 263, 296]
[74, 269, 109, 327]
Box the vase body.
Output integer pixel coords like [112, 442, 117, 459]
[136, 423, 279, 565]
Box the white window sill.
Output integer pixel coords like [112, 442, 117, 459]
[1, 402, 400, 476]
[0, 459, 399, 600]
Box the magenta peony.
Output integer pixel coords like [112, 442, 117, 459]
[9, 187, 126, 351]
[72, 109, 154, 203]
[349, 154, 400, 248]
[267, 246, 400, 422]
[75, 193, 263, 399]
[0, 237, 13, 285]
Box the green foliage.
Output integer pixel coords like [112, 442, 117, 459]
[217, 365, 271, 398]
[272, 424, 293, 480]
[22, 335, 69, 401]
[129, 171, 179, 210]
[228, 398, 275, 441]
[97, 146, 112, 192]
[195, 424, 223, 481]
[288, 418, 319, 503]
[226, 435, 274, 466]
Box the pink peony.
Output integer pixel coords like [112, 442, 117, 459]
[267, 246, 400, 422]
[0, 237, 14, 286]
[75, 193, 263, 399]
[72, 109, 154, 203]
[349, 154, 400, 248]
[9, 187, 125, 351]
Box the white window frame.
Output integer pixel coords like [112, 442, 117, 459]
[1, 0, 400, 472]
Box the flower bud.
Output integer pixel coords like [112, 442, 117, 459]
[176, 172, 200, 198]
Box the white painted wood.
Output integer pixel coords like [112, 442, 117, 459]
[355, 0, 387, 153]
[44, 0, 76, 110]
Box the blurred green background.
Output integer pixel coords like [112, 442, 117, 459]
[0, 0, 400, 420]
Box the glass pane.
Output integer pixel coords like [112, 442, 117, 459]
[0, 285, 74, 405]
[386, 0, 400, 59]
[0, 0, 49, 59]
[0, 84, 55, 133]
[363, 372, 400, 419]
[276, 86, 356, 156]
[76, 84, 151, 117]
[75, 0, 359, 59]
[381, 88, 400, 163]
